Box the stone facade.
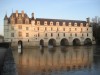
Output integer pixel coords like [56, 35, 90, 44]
[0, 35, 4, 43]
[4, 10, 93, 47]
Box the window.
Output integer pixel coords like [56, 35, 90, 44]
[45, 27, 47, 31]
[38, 33, 39, 37]
[38, 27, 39, 30]
[80, 23, 83, 26]
[26, 33, 29, 37]
[74, 23, 77, 26]
[87, 28, 88, 31]
[75, 28, 77, 31]
[75, 33, 77, 37]
[51, 27, 53, 31]
[26, 27, 29, 30]
[19, 32, 22, 37]
[56, 22, 59, 25]
[58, 33, 59, 37]
[70, 33, 72, 36]
[11, 33, 14, 37]
[63, 28, 65, 31]
[37, 21, 40, 25]
[44, 21, 47, 25]
[69, 22, 71, 26]
[45, 33, 47, 37]
[87, 33, 88, 36]
[63, 33, 65, 37]
[57, 27, 58, 31]
[63, 22, 65, 25]
[50, 22, 53, 25]
[81, 28, 82, 32]
[51, 33, 53, 37]
[18, 25, 22, 29]
[82, 33, 83, 36]
[69, 28, 71, 31]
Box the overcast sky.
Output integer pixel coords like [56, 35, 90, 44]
[0, 0, 100, 35]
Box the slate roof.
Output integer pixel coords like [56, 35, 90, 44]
[6, 12, 87, 26]
[36, 18, 87, 26]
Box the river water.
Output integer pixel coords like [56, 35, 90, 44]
[12, 45, 100, 75]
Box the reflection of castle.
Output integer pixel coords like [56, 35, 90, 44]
[15, 47, 93, 74]
[4, 10, 92, 47]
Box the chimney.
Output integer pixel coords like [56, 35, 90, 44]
[16, 10, 18, 17]
[31, 12, 34, 20]
[86, 17, 90, 25]
[21, 10, 24, 17]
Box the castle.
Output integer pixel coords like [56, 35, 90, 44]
[4, 10, 93, 47]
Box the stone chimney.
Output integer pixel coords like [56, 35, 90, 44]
[31, 12, 34, 20]
[21, 10, 24, 17]
[16, 10, 18, 17]
[86, 17, 90, 25]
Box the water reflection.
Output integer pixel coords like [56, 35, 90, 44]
[13, 46, 94, 75]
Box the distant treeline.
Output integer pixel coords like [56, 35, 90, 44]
[92, 23, 100, 45]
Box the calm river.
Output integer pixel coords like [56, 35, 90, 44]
[12, 45, 100, 75]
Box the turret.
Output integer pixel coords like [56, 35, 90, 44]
[4, 14, 8, 25]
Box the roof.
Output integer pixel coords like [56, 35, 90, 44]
[6, 12, 87, 26]
[36, 18, 87, 26]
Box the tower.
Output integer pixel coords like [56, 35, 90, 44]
[4, 13, 9, 42]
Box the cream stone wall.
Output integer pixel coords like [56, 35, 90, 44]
[4, 11, 93, 47]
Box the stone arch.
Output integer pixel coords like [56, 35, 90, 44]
[84, 38, 92, 45]
[60, 38, 69, 46]
[40, 39, 44, 46]
[48, 38, 56, 47]
[73, 38, 81, 46]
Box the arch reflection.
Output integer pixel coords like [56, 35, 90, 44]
[15, 46, 93, 75]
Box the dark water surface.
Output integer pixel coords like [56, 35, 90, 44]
[12, 46, 100, 75]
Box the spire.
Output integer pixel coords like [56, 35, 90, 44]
[4, 13, 8, 20]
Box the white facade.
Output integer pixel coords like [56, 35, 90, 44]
[4, 10, 93, 47]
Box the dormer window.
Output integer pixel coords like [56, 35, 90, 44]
[44, 21, 47, 25]
[37, 21, 40, 25]
[69, 22, 71, 26]
[63, 22, 66, 25]
[74, 23, 77, 26]
[50, 21, 53, 25]
[80, 23, 83, 27]
[56, 22, 59, 25]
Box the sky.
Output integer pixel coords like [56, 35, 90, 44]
[0, 0, 100, 35]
